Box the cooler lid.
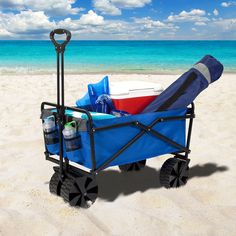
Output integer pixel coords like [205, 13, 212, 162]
[109, 81, 163, 97]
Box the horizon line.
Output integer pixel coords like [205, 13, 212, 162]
[0, 39, 236, 41]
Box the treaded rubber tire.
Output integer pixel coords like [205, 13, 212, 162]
[160, 158, 189, 188]
[60, 178, 73, 202]
[61, 176, 98, 208]
[49, 172, 62, 196]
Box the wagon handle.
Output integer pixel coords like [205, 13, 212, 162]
[50, 29, 71, 52]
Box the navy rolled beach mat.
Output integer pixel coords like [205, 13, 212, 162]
[142, 55, 224, 113]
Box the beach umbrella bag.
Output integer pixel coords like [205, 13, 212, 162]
[40, 29, 223, 208]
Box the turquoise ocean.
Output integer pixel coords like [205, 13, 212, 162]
[0, 40, 235, 74]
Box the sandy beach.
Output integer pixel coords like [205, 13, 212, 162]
[0, 73, 236, 236]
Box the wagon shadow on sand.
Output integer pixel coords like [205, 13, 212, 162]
[97, 163, 228, 202]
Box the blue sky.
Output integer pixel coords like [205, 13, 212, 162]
[0, 0, 235, 39]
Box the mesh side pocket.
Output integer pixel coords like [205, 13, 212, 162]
[44, 128, 59, 155]
[64, 134, 82, 163]
[44, 129, 59, 145]
[64, 135, 81, 152]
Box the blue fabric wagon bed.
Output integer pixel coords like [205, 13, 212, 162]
[45, 107, 188, 170]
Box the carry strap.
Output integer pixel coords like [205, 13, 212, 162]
[156, 71, 197, 111]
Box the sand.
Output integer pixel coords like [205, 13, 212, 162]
[0, 73, 236, 236]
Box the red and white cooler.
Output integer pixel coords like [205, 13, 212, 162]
[109, 81, 163, 114]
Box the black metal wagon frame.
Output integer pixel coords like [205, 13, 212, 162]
[41, 29, 195, 208]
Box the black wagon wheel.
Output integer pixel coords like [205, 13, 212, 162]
[61, 175, 98, 208]
[49, 172, 63, 196]
[119, 160, 146, 172]
[160, 157, 189, 188]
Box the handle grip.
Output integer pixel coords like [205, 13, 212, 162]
[50, 28, 71, 49]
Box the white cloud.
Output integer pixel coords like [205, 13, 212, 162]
[167, 9, 209, 23]
[221, 2, 230, 7]
[0, 0, 22, 9]
[58, 17, 131, 39]
[212, 18, 236, 31]
[134, 17, 178, 31]
[112, 0, 151, 8]
[0, 28, 12, 37]
[213, 9, 219, 16]
[93, 0, 151, 15]
[221, 1, 236, 7]
[58, 14, 179, 40]
[58, 10, 105, 33]
[0, 0, 83, 16]
[93, 0, 121, 15]
[0, 10, 55, 35]
[79, 10, 105, 25]
[0, 9, 105, 38]
[0, 5, 235, 40]
[194, 21, 206, 26]
[0, 9, 105, 39]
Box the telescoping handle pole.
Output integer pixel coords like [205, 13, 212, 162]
[50, 29, 71, 107]
[49, 29, 71, 177]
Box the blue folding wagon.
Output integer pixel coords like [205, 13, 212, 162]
[41, 29, 195, 208]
